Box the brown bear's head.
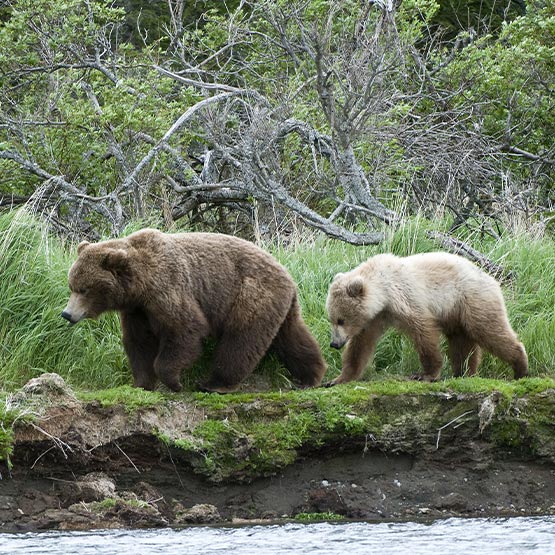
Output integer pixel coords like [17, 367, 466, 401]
[61, 240, 133, 324]
[326, 270, 385, 348]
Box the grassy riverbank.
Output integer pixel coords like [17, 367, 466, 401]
[0, 209, 555, 393]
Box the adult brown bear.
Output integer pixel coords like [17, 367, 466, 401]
[326, 252, 528, 384]
[62, 229, 326, 392]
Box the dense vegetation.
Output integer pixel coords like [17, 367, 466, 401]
[0, 0, 553, 242]
[0, 2, 554, 394]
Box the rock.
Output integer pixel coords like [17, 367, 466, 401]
[14, 373, 77, 402]
[436, 492, 470, 512]
[176, 503, 222, 524]
[301, 487, 346, 515]
[68, 495, 169, 529]
[60, 472, 116, 504]
[133, 482, 176, 522]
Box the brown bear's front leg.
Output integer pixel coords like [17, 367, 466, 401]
[154, 333, 204, 392]
[120, 310, 159, 391]
[328, 323, 385, 386]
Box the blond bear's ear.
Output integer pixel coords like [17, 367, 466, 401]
[346, 277, 365, 298]
[77, 241, 90, 255]
[332, 272, 344, 282]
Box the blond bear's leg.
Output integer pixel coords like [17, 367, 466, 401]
[329, 322, 386, 385]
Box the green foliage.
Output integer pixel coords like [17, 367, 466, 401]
[431, 0, 524, 41]
[0, 0, 204, 223]
[441, 3, 555, 171]
[0, 0, 552, 236]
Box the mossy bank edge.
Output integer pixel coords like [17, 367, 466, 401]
[1, 373, 555, 531]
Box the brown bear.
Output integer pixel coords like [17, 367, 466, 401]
[325, 252, 528, 384]
[61, 229, 326, 392]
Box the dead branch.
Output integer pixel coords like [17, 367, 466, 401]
[426, 230, 514, 283]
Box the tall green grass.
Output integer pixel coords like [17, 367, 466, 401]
[0, 209, 554, 393]
[0, 211, 127, 390]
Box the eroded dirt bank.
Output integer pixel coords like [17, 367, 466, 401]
[2, 374, 555, 532]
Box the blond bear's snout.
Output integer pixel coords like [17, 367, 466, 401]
[330, 326, 348, 349]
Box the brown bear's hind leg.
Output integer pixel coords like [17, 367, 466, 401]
[202, 284, 296, 393]
[467, 309, 528, 379]
[271, 296, 327, 387]
[510, 343, 529, 379]
[203, 326, 279, 392]
[446, 332, 482, 377]
[478, 333, 528, 379]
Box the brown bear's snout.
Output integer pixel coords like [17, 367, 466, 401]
[61, 310, 76, 325]
[61, 293, 89, 324]
[330, 326, 348, 349]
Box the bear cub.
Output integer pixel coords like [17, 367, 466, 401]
[326, 252, 528, 384]
[62, 229, 326, 393]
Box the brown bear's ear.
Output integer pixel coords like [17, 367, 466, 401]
[77, 241, 90, 255]
[346, 277, 365, 298]
[101, 248, 129, 276]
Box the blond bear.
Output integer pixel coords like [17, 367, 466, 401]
[326, 252, 528, 384]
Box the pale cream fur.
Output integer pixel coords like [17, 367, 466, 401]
[326, 252, 528, 384]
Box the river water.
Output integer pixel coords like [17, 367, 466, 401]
[2, 516, 555, 555]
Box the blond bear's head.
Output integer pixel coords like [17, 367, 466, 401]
[326, 270, 386, 348]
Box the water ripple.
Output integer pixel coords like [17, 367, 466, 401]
[2, 516, 555, 555]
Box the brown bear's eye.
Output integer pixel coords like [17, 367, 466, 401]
[78, 288, 88, 295]
[337, 319, 345, 326]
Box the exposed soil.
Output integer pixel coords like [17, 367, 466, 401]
[2, 374, 555, 532]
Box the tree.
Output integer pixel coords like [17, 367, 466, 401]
[442, 1, 555, 216]
[0, 0, 552, 242]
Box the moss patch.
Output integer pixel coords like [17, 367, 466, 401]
[6, 376, 555, 483]
[0, 398, 32, 467]
[159, 380, 555, 482]
[78, 385, 166, 412]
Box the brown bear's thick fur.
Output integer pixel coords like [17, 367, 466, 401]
[326, 252, 528, 384]
[62, 229, 326, 392]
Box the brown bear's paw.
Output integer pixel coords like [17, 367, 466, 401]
[293, 382, 319, 390]
[159, 379, 183, 393]
[199, 383, 240, 394]
[410, 373, 440, 382]
[322, 376, 348, 387]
